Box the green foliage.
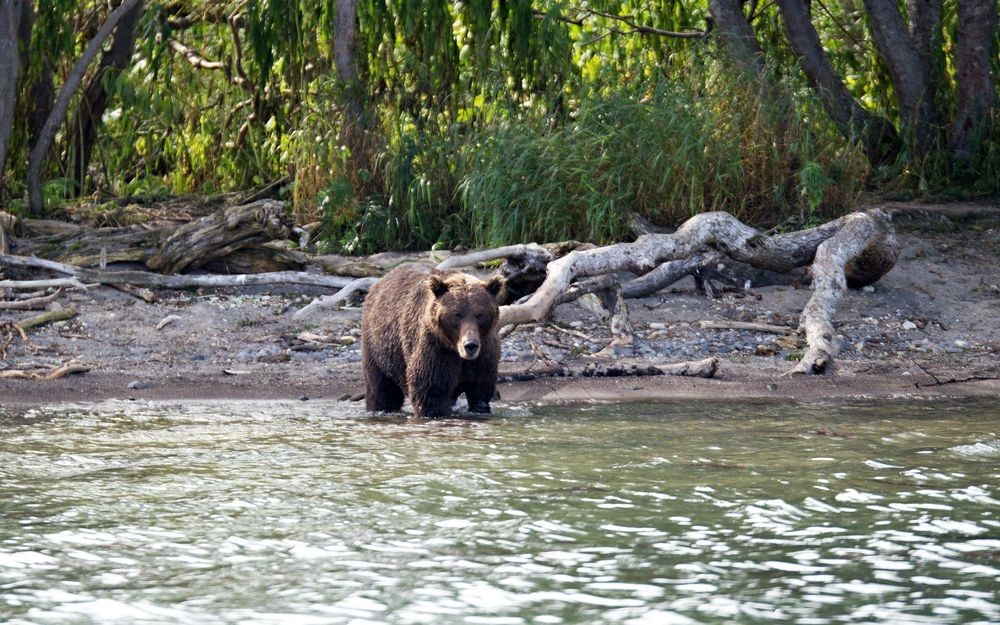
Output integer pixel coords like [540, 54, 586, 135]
[2, 0, 997, 247]
[41, 178, 74, 212]
[798, 161, 834, 215]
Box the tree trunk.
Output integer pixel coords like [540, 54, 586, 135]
[68, 0, 143, 195]
[906, 0, 941, 82]
[950, 0, 997, 164]
[862, 0, 940, 154]
[0, 0, 24, 191]
[26, 0, 142, 216]
[15, 0, 30, 69]
[26, 62, 54, 159]
[708, 0, 767, 83]
[334, 0, 372, 184]
[776, 0, 901, 166]
[0, 253, 354, 290]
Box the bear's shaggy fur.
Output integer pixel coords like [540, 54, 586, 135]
[361, 264, 504, 418]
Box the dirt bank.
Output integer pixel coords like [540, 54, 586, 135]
[2, 202, 998, 407]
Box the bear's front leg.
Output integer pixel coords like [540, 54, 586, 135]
[462, 382, 495, 414]
[461, 354, 498, 414]
[363, 359, 405, 413]
[407, 353, 461, 418]
[409, 381, 457, 418]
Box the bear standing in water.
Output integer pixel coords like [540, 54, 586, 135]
[361, 264, 504, 418]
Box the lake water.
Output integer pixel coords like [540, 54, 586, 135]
[1, 398, 998, 625]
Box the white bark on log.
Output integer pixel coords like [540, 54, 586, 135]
[787, 211, 898, 374]
[499, 211, 849, 326]
[0, 278, 94, 290]
[660, 356, 718, 377]
[437, 243, 551, 270]
[293, 276, 378, 319]
[498, 209, 896, 374]
[0, 253, 355, 289]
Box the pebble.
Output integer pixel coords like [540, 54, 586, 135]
[901, 320, 917, 331]
[954, 339, 969, 348]
[649, 322, 666, 330]
[127, 380, 150, 390]
[755, 344, 777, 356]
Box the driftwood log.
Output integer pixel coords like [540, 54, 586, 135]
[496, 209, 898, 374]
[11, 200, 304, 272]
[499, 358, 719, 382]
[0, 254, 355, 290]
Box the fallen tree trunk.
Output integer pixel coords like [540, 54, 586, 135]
[498, 357, 718, 382]
[497, 209, 898, 375]
[147, 200, 292, 273]
[18, 307, 75, 331]
[10, 199, 301, 272]
[788, 210, 898, 373]
[0, 253, 355, 290]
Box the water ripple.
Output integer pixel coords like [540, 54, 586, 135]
[0, 398, 998, 624]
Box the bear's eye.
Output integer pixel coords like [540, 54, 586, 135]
[474, 312, 486, 322]
[449, 313, 462, 324]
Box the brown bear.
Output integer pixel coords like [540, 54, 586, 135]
[361, 264, 504, 418]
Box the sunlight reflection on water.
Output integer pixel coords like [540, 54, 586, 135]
[0, 398, 998, 624]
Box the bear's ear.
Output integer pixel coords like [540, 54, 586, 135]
[485, 275, 505, 298]
[427, 275, 450, 298]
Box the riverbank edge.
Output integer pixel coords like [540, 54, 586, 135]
[2, 360, 997, 408]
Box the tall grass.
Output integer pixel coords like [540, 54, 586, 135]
[456, 76, 867, 248]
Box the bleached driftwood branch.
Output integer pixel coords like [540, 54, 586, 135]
[498, 209, 897, 375]
[0, 278, 94, 290]
[0, 289, 63, 310]
[0, 254, 356, 290]
[293, 277, 379, 319]
[0, 361, 90, 380]
[787, 210, 898, 374]
[436, 243, 551, 270]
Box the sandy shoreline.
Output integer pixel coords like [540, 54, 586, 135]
[2, 360, 997, 408]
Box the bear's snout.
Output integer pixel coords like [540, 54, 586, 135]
[460, 338, 481, 360]
[457, 322, 482, 360]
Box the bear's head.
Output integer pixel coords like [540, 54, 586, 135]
[427, 272, 504, 360]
